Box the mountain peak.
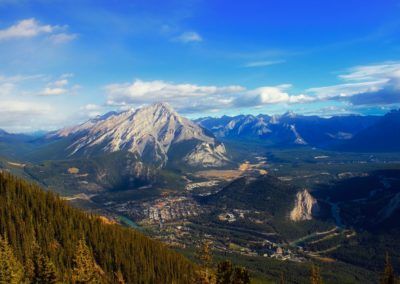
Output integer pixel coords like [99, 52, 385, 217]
[145, 102, 176, 113]
[281, 110, 297, 118]
[56, 103, 229, 168]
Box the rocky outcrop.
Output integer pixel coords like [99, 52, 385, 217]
[290, 189, 319, 221]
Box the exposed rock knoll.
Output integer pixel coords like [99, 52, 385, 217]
[290, 189, 319, 221]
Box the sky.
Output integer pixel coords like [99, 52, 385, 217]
[1, 0, 400, 132]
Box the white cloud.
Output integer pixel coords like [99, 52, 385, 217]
[175, 31, 202, 43]
[42, 87, 67, 96]
[39, 74, 78, 96]
[244, 60, 285, 68]
[0, 18, 76, 43]
[0, 74, 46, 96]
[307, 80, 388, 99]
[0, 100, 56, 132]
[84, 104, 101, 111]
[49, 32, 77, 44]
[105, 79, 314, 113]
[0, 72, 82, 132]
[53, 79, 68, 87]
[339, 62, 400, 82]
[82, 104, 105, 118]
[308, 61, 400, 101]
[237, 85, 314, 106]
[0, 18, 55, 40]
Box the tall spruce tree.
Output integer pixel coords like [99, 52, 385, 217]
[310, 264, 323, 284]
[232, 267, 250, 284]
[380, 252, 397, 284]
[215, 260, 250, 284]
[31, 243, 58, 284]
[196, 240, 214, 284]
[279, 272, 286, 284]
[72, 239, 104, 284]
[216, 260, 233, 284]
[0, 235, 25, 284]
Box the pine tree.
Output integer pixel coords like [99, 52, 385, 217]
[72, 239, 104, 284]
[215, 261, 250, 284]
[0, 235, 25, 284]
[195, 240, 214, 284]
[232, 267, 250, 284]
[216, 260, 233, 284]
[310, 264, 323, 284]
[380, 252, 397, 284]
[30, 241, 59, 284]
[279, 272, 286, 284]
[114, 269, 125, 284]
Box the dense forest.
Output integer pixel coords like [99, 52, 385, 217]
[0, 171, 196, 283]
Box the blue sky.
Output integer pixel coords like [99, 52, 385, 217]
[1, 0, 400, 132]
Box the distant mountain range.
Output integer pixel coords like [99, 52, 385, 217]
[197, 109, 400, 151]
[1, 106, 400, 167]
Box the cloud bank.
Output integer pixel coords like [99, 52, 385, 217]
[105, 80, 313, 113]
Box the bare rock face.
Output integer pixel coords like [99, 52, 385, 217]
[290, 189, 319, 221]
[184, 142, 230, 167]
[54, 103, 229, 168]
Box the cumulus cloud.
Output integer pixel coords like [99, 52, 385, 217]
[174, 31, 202, 43]
[105, 79, 314, 113]
[236, 85, 314, 107]
[0, 18, 54, 40]
[0, 18, 76, 43]
[39, 74, 79, 96]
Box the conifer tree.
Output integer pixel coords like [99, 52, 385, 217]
[0, 235, 25, 284]
[232, 267, 250, 284]
[380, 252, 397, 284]
[32, 244, 59, 284]
[72, 239, 104, 284]
[279, 272, 286, 284]
[115, 269, 125, 284]
[310, 264, 323, 284]
[216, 260, 233, 284]
[195, 240, 214, 284]
[215, 260, 250, 284]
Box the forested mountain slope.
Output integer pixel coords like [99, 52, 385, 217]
[0, 172, 196, 283]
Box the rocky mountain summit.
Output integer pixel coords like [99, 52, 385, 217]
[53, 103, 229, 168]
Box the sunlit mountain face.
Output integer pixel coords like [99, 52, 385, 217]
[1, 1, 400, 283]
